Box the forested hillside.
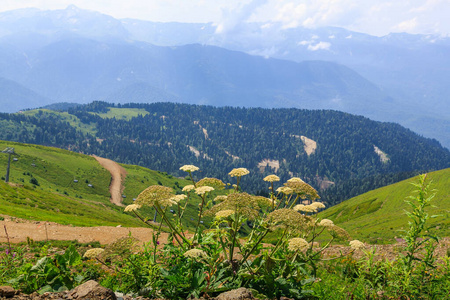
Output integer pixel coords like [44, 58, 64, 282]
[0, 101, 448, 205]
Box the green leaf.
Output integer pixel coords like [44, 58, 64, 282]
[38, 285, 54, 294]
[31, 257, 51, 272]
[64, 245, 81, 266]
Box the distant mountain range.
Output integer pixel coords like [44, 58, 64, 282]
[0, 6, 448, 148]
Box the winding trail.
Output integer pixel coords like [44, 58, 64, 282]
[92, 155, 127, 207]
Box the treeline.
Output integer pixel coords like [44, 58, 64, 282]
[0, 101, 449, 206]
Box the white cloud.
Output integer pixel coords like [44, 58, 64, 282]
[393, 18, 418, 33]
[215, 0, 268, 34]
[248, 46, 278, 58]
[298, 40, 311, 45]
[274, 2, 307, 29]
[307, 41, 331, 51]
[0, 0, 449, 36]
[298, 39, 331, 51]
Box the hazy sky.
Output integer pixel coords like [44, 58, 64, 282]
[2, 0, 449, 36]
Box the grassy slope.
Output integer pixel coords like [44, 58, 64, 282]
[21, 109, 97, 135]
[21, 107, 149, 134]
[0, 140, 202, 228]
[121, 164, 210, 230]
[91, 107, 149, 120]
[319, 168, 450, 243]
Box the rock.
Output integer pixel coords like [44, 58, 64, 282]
[66, 280, 116, 300]
[215, 288, 255, 300]
[0, 286, 16, 298]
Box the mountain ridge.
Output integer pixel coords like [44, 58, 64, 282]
[0, 6, 448, 147]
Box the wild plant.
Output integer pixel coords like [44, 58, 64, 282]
[342, 174, 447, 299]
[124, 165, 354, 299]
[9, 244, 84, 293]
[395, 173, 442, 297]
[0, 245, 26, 284]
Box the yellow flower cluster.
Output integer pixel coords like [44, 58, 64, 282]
[170, 194, 187, 203]
[293, 204, 316, 213]
[206, 192, 259, 220]
[252, 195, 276, 207]
[287, 177, 304, 183]
[83, 248, 104, 259]
[196, 177, 225, 190]
[124, 204, 141, 212]
[328, 225, 351, 240]
[293, 202, 325, 213]
[214, 195, 228, 202]
[263, 175, 280, 182]
[265, 208, 313, 232]
[349, 240, 365, 250]
[180, 165, 199, 172]
[135, 185, 176, 207]
[310, 202, 326, 209]
[215, 210, 235, 219]
[284, 178, 319, 200]
[195, 186, 215, 195]
[318, 219, 334, 227]
[288, 238, 309, 252]
[183, 249, 207, 259]
[228, 167, 250, 177]
[182, 185, 195, 192]
[103, 237, 140, 258]
[276, 186, 293, 195]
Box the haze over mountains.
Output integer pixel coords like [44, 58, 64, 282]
[0, 5, 449, 148]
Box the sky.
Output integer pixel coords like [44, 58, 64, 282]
[1, 0, 450, 37]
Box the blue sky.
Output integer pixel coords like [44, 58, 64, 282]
[2, 0, 449, 36]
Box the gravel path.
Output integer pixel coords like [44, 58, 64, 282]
[92, 155, 127, 207]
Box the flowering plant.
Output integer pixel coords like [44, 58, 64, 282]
[123, 165, 354, 299]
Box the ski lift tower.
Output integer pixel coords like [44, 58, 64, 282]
[2, 147, 18, 183]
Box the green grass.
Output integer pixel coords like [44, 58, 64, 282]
[21, 109, 97, 135]
[121, 164, 186, 203]
[0, 180, 141, 227]
[91, 107, 149, 121]
[0, 140, 213, 230]
[22, 107, 149, 133]
[121, 164, 214, 230]
[0, 140, 111, 202]
[319, 168, 450, 243]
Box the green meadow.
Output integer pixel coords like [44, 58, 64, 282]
[319, 168, 450, 243]
[91, 107, 149, 120]
[1, 139, 449, 241]
[0, 140, 206, 229]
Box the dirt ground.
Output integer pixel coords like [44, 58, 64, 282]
[1, 215, 449, 262]
[0, 216, 167, 245]
[92, 155, 127, 207]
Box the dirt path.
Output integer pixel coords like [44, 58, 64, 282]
[92, 155, 127, 207]
[0, 217, 166, 245]
[1, 217, 449, 260]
